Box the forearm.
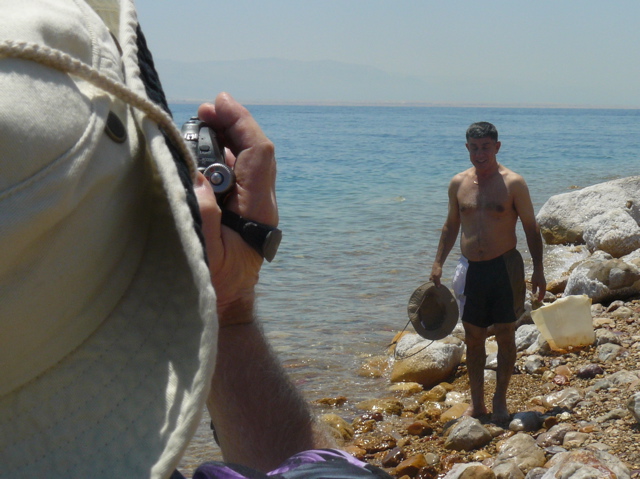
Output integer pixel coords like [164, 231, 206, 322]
[208, 311, 333, 472]
[199, 95, 335, 472]
[523, 223, 546, 300]
[524, 224, 544, 271]
[433, 222, 459, 268]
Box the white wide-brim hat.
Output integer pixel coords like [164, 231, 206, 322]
[0, 1, 217, 477]
[407, 282, 459, 340]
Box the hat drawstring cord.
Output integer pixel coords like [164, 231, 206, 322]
[387, 317, 435, 361]
[0, 40, 198, 181]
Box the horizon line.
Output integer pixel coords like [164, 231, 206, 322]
[167, 99, 640, 110]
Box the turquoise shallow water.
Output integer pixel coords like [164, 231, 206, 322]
[170, 104, 640, 469]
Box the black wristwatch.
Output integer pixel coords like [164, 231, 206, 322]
[221, 209, 282, 262]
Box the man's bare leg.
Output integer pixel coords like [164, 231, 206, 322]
[462, 321, 489, 417]
[491, 322, 516, 424]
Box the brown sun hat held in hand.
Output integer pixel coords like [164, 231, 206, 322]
[407, 282, 459, 340]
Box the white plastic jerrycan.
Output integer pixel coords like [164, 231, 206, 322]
[531, 294, 595, 351]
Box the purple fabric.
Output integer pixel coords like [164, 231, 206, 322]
[174, 449, 392, 479]
[267, 449, 373, 475]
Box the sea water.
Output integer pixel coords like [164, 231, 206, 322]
[170, 104, 639, 466]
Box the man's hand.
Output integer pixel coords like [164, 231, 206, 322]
[429, 263, 443, 287]
[531, 269, 546, 302]
[193, 93, 278, 324]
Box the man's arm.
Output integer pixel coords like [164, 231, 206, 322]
[430, 178, 461, 286]
[194, 93, 334, 472]
[512, 176, 546, 301]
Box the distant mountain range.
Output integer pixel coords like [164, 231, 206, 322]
[153, 57, 442, 104]
[152, 57, 623, 108]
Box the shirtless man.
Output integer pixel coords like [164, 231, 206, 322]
[430, 121, 546, 423]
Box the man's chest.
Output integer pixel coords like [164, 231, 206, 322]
[458, 187, 514, 217]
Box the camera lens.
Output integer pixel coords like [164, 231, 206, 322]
[209, 172, 224, 186]
[204, 163, 236, 199]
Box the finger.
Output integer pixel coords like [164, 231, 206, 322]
[194, 172, 218, 210]
[193, 172, 222, 243]
[197, 93, 269, 157]
[197, 95, 279, 239]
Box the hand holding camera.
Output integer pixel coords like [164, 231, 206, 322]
[183, 111, 281, 263]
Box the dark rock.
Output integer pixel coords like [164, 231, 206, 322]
[381, 447, 404, 468]
[577, 363, 604, 379]
[415, 465, 439, 479]
[406, 420, 434, 437]
[509, 411, 544, 432]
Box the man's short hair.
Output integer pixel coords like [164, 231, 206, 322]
[466, 122, 498, 142]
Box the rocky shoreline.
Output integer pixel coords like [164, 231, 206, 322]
[316, 296, 640, 478]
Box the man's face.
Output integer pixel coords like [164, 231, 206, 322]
[466, 136, 501, 171]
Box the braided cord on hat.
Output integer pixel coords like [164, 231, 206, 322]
[0, 39, 198, 182]
[134, 26, 207, 253]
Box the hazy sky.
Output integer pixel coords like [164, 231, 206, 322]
[134, 1, 640, 107]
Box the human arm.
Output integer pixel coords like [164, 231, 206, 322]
[512, 177, 546, 301]
[430, 178, 461, 286]
[194, 93, 334, 471]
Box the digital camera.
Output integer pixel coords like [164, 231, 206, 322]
[181, 117, 236, 203]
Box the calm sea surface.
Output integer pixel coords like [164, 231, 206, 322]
[170, 104, 640, 468]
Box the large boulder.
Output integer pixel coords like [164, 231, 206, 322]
[564, 251, 640, 303]
[584, 208, 640, 257]
[390, 333, 464, 388]
[537, 176, 640, 246]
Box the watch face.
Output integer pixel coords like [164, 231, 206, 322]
[262, 228, 282, 263]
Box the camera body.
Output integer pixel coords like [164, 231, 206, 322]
[180, 117, 281, 262]
[181, 117, 235, 202]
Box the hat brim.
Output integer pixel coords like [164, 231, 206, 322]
[0, 114, 217, 478]
[0, 3, 217, 477]
[407, 282, 459, 340]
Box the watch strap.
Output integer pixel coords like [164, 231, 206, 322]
[220, 209, 282, 262]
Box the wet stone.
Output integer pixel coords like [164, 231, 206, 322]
[395, 453, 427, 477]
[381, 446, 404, 467]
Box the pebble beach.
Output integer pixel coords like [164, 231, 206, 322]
[323, 296, 640, 478]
